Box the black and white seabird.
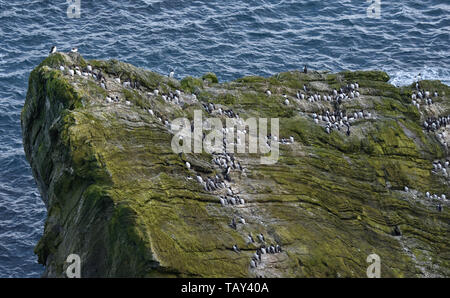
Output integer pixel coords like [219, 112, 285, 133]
[49, 46, 56, 54]
[303, 65, 307, 74]
[232, 244, 240, 253]
[257, 233, 265, 242]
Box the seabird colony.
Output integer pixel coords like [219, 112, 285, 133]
[267, 80, 366, 137]
[50, 48, 447, 272]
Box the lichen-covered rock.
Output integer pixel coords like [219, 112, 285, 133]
[22, 52, 449, 277]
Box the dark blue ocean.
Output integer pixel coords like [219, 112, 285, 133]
[0, 0, 449, 277]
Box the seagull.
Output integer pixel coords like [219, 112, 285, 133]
[169, 69, 175, 78]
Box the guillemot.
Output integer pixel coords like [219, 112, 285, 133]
[49, 46, 56, 54]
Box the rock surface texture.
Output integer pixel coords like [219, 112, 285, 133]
[22, 52, 449, 277]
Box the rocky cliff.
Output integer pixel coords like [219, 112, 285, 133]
[22, 52, 449, 277]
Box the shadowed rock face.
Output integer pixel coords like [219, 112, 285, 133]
[22, 52, 449, 278]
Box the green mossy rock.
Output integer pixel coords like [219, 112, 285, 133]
[22, 53, 449, 277]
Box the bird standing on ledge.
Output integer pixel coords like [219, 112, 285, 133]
[49, 46, 56, 54]
[303, 65, 307, 74]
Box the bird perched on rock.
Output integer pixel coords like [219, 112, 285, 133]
[257, 233, 265, 242]
[49, 46, 56, 54]
[276, 244, 282, 253]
